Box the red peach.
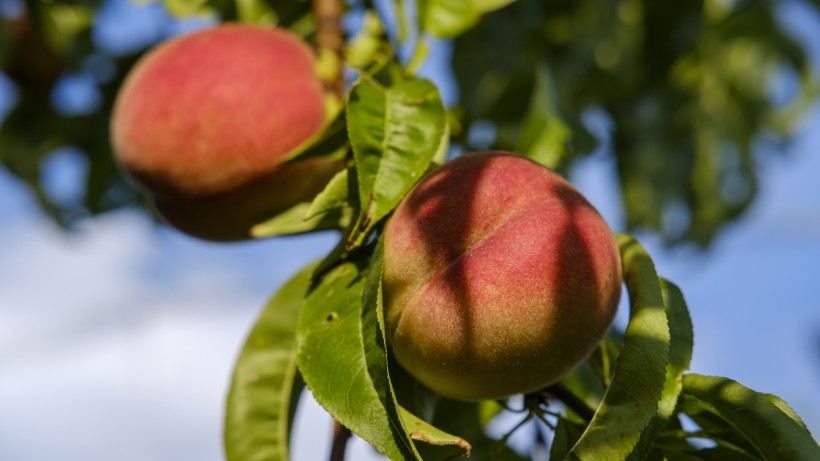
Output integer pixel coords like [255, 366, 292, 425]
[383, 152, 622, 400]
[110, 24, 330, 241]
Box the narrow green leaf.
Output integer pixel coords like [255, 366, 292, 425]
[305, 167, 352, 220]
[762, 393, 810, 432]
[361, 238, 424, 459]
[251, 202, 351, 238]
[549, 417, 587, 461]
[346, 76, 447, 247]
[421, 0, 517, 38]
[568, 234, 671, 460]
[478, 400, 505, 428]
[160, 0, 215, 18]
[680, 409, 761, 457]
[224, 263, 315, 461]
[389, 378, 527, 461]
[628, 279, 695, 460]
[235, 0, 276, 25]
[345, 12, 391, 70]
[296, 254, 421, 460]
[400, 406, 472, 457]
[680, 374, 820, 460]
[516, 63, 572, 170]
[285, 109, 348, 163]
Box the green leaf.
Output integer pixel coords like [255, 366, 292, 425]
[421, 0, 517, 38]
[285, 109, 349, 163]
[397, 385, 528, 461]
[160, 0, 215, 18]
[250, 202, 351, 238]
[568, 234, 671, 460]
[224, 262, 315, 461]
[550, 417, 588, 461]
[762, 393, 810, 433]
[478, 400, 505, 428]
[296, 250, 421, 460]
[346, 11, 391, 70]
[680, 409, 761, 458]
[680, 374, 820, 460]
[400, 405, 472, 458]
[629, 279, 695, 459]
[235, 0, 276, 25]
[346, 76, 447, 247]
[305, 167, 353, 220]
[516, 63, 572, 170]
[684, 446, 762, 461]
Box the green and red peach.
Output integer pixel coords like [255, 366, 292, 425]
[383, 152, 622, 400]
[111, 24, 335, 241]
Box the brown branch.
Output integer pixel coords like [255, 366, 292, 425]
[329, 420, 352, 461]
[313, 0, 345, 97]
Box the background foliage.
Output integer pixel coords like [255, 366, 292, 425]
[2, 1, 819, 460]
[2, 0, 819, 246]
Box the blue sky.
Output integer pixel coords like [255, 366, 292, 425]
[0, 1, 818, 460]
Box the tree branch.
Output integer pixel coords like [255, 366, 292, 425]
[313, 0, 344, 97]
[329, 420, 351, 461]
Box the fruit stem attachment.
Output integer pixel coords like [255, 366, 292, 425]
[313, 0, 344, 97]
[542, 383, 596, 422]
[329, 420, 351, 461]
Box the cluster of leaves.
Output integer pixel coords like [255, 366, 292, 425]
[2, 1, 818, 459]
[220, 6, 817, 461]
[2, 0, 819, 247]
[228, 151, 820, 460]
[442, 0, 820, 246]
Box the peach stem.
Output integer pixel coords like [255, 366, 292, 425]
[312, 0, 345, 96]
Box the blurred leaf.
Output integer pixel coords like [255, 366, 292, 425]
[296, 254, 421, 460]
[224, 262, 314, 461]
[305, 167, 353, 220]
[346, 74, 447, 247]
[161, 0, 216, 18]
[680, 374, 820, 460]
[346, 11, 391, 70]
[421, 0, 517, 38]
[285, 108, 349, 163]
[516, 63, 572, 169]
[449, 0, 818, 247]
[236, 0, 276, 25]
[568, 234, 671, 459]
[549, 417, 586, 461]
[42, 3, 93, 53]
[478, 400, 505, 428]
[250, 202, 351, 238]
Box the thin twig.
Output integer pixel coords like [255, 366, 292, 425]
[329, 420, 352, 461]
[312, 0, 344, 97]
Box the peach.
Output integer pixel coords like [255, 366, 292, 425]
[110, 24, 331, 241]
[383, 152, 622, 400]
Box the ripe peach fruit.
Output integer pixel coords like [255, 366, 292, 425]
[110, 24, 332, 241]
[383, 152, 622, 400]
